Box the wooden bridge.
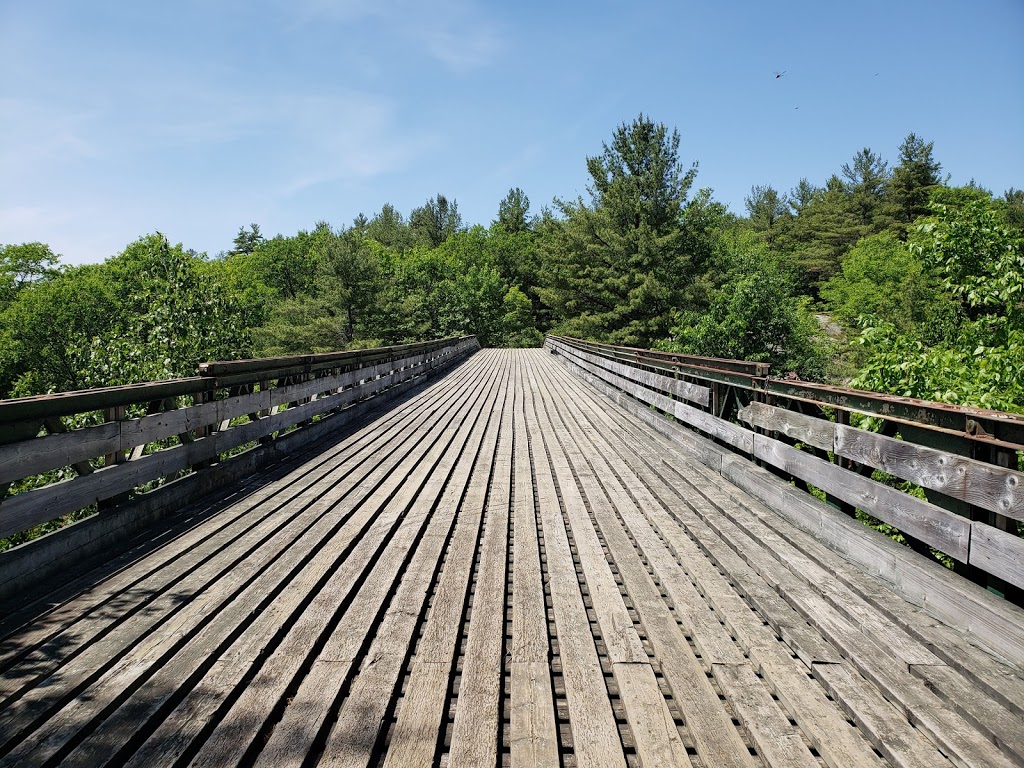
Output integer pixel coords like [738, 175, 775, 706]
[1, 338, 1023, 767]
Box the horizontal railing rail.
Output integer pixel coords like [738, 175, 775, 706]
[546, 335, 1024, 607]
[0, 337, 479, 545]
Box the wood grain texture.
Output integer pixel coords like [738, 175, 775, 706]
[969, 522, 1024, 589]
[753, 434, 971, 561]
[835, 424, 1024, 521]
[738, 401, 835, 452]
[550, 338, 711, 406]
[2, 349, 1022, 768]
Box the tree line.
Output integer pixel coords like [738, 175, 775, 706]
[2, 114, 1022, 412]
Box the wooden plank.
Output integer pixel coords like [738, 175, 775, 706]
[0, 343, 469, 506]
[969, 521, 1024, 589]
[202, 337, 474, 388]
[552, 335, 769, 376]
[835, 424, 1024, 521]
[547, 355, 883, 767]
[551, 339, 711, 406]
[532, 361, 760, 766]
[544, 360, 844, 668]
[1, 472, 376, 765]
[0, 437, 212, 539]
[520, 361, 625, 768]
[853, 658, 1019, 768]
[186, 359, 499, 768]
[381, 360, 508, 768]
[0, 353, 464, 539]
[751, 651, 888, 768]
[0, 358, 473, 673]
[811, 662, 953, 768]
[555, 344, 1024, 668]
[553, 340, 754, 455]
[266, 349, 432, 407]
[509, 364, 550, 665]
[753, 433, 971, 561]
[444, 361, 513, 768]
[724, 448, 1024, 665]
[527, 355, 693, 766]
[541, 355, 905, 768]
[907, 663, 1024, 764]
[550, 352, 1024, 767]
[738, 401, 835, 452]
[313, 367, 509, 768]
[665, 463, 946, 668]
[510, 661, 559, 767]
[558, 365, 975, 672]
[0, 358, 490, 763]
[554, 354, 728, 472]
[712, 663, 819, 768]
[103, 357, 491, 768]
[702, 482, 1024, 720]
[556, 449, 755, 763]
[0, 421, 120, 485]
[507, 361, 559, 767]
[0, 378, 210, 426]
[612, 662, 690, 767]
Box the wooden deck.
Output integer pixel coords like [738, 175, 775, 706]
[1, 348, 1022, 767]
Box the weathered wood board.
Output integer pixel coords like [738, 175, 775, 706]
[0, 349, 1020, 768]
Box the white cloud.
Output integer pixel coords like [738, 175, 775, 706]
[0, 76, 435, 261]
[285, 0, 503, 73]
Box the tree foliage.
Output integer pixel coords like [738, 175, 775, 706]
[662, 243, 831, 380]
[820, 231, 950, 337]
[852, 194, 1024, 411]
[890, 133, 943, 229]
[537, 114, 711, 346]
[2, 116, 1019, 428]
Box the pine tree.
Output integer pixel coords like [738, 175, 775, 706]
[745, 184, 791, 250]
[410, 194, 463, 247]
[890, 133, 943, 229]
[841, 148, 891, 230]
[496, 188, 532, 233]
[537, 114, 707, 346]
[230, 223, 264, 256]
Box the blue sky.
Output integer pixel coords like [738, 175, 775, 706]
[2, 0, 1022, 265]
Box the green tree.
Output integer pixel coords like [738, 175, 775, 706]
[788, 178, 820, 213]
[789, 175, 864, 289]
[820, 231, 950, 336]
[852, 194, 1024, 411]
[997, 188, 1024, 233]
[229, 223, 265, 256]
[88, 233, 253, 386]
[0, 242, 60, 308]
[662, 245, 831, 379]
[889, 133, 943, 230]
[410, 194, 463, 247]
[0, 264, 118, 395]
[495, 187, 532, 233]
[744, 184, 791, 251]
[842, 147, 891, 230]
[366, 203, 414, 251]
[224, 229, 319, 301]
[498, 286, 543, 347]
[313, 225, 384, 344]
[537, 114, 707, 346]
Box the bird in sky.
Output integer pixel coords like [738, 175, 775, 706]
[774, 70, 787, 79]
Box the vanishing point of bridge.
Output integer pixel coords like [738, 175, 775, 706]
[1, 341, 1023, 766]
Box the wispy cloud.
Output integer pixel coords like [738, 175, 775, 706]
[0, 75, 433, 260]
[0, 98, 101, 175]
[285, 0, 503, 73]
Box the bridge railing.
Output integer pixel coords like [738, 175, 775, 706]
[546, 335, 1024, 609]
[0, 336, 478, 561]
